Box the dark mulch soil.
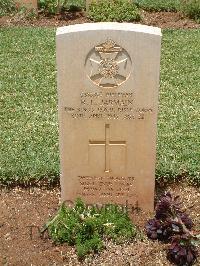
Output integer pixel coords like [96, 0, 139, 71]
[0, 183, 199, 265]
[0, 10, 199, 28]
[141, 10, 199, 29]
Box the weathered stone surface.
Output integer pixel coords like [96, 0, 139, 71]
[56, 23, 162, 211]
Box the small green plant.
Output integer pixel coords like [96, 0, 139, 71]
[134, 0, 181, 12]
[39, 0, 58, 15]
[15, 5, 38, 20]
[88, 0, 141, 22]
[46, 199, 137, 258]
[38, 0, 85, 14]
[62, 0, 85, 11]
[0, 0, 16, 16]
[181, 0, 200, 22]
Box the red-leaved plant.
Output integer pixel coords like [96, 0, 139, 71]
[167, 234, 199, 266]
[145, 192, 199, 265]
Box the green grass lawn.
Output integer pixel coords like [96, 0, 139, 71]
[0, 28, 199, 186]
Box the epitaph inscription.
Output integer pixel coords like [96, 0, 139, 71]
[78, 175, 135, 201]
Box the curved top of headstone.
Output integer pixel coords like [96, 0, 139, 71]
[56, 22, 161, 36]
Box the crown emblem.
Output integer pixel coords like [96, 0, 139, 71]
[95, 39, 122, 53]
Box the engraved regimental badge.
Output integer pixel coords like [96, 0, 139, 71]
[85, 39, 132, 89]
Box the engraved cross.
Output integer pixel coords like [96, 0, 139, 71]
[89, 124, 126, 173]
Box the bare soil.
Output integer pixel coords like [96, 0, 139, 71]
[0, 183, 199, 266]
[0, 10, 199, 28]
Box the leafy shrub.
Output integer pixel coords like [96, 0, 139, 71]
[62, 0, 85, 11]
[146, 192, 193, 241]
[39, 0, 58, 15]
[134, 0, 181, 12]
[181, 0, 200, 22]
[0, 0, 16, 16]
[0, 0, 37, 19]
[167, 235, 199, 266]
[39, 0, 85, 14]
[13, 5, 38, 20]
[146, 192, 199, 265]
[88, 0, 141, 22]
[46, 199, 137, 258]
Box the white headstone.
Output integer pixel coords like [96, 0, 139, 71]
[56, 23, 162, 211]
